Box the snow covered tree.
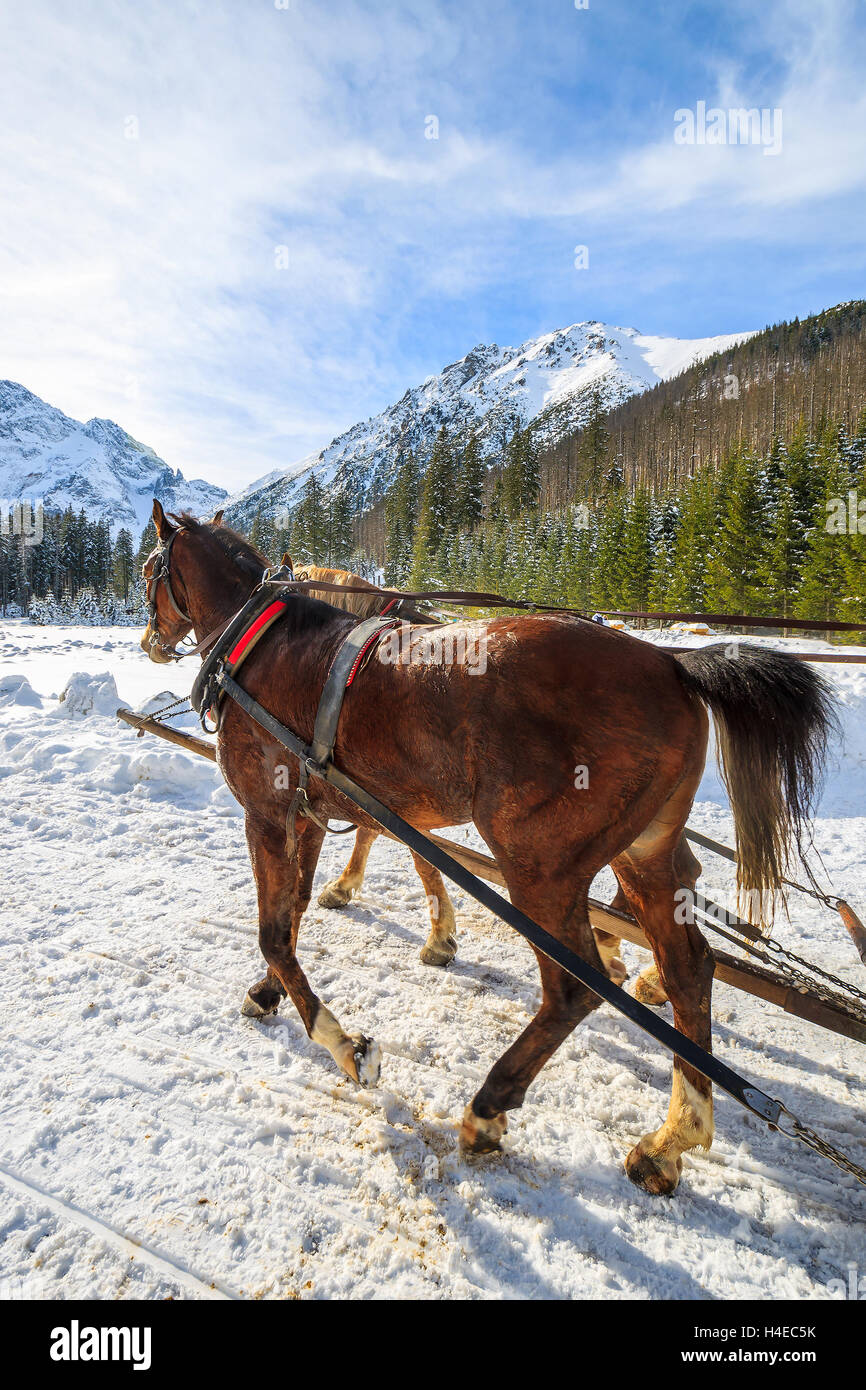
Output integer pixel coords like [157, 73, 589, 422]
[410, 427, 454, 586]
[618, 490, 653, 611]
[704, 449, 769, 613]
[290, 474, 328, 563]
[385, 449, 420, 585]
[455, 434, 485, 532]
[579, 386, 610, 494]
[325, 489, 355, 567]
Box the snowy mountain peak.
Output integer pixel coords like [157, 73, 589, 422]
[227, 318, 755, 530]
[0, 381, 226, 538]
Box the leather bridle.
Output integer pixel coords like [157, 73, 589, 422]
[144, 526, 292, 663]
[143, 531, 223, 662]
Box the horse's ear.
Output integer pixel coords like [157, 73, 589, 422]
[281, 552, 293, 570]
[152, 499, 175, 541]
[210, 509, 225, 527]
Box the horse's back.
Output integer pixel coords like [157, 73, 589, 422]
[296, 565, 383, 618]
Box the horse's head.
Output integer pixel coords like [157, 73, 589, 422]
[140, 500, 229, 662]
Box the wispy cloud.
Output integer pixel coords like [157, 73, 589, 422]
[0, 0, 863, 491]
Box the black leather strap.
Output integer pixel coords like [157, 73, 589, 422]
[309, 616, 399, 768]
[190, 584, 296, 721]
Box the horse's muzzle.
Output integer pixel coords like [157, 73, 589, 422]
[141, 625, 173, 664]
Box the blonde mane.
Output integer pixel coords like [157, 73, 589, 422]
[293, 565, 387, 619]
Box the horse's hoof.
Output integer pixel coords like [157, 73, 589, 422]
[318, 879, 352, 909]
[633, 970, 669, 1007]
[625, 1143, 682, 1195]
[458, 1104, 507, 1154]
[419, 934, 457, 967]
[349, 1035, 382, 1088]
[241, 990, 279, 1019]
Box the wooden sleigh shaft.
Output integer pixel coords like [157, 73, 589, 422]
[420, 833, 866, 1046]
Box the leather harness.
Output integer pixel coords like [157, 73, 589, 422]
[190, 567, 402, 849]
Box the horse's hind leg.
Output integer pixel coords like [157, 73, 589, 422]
[411, 852, 457, 966]
[632, 833, 702, 1007]
[459, 862, 603, 1154]
[612, 825, 714, 1196]
[318, 826, 377, 908]
[244, 815, 381, 1087]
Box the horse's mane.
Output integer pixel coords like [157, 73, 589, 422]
[170, 512, 269, 584]
[296, 562, 436, 624]
[295, 564, 385, 619]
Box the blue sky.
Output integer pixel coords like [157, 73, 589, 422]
[1, 0, 864, 490]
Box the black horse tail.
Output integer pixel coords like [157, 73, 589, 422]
[675, 644, 838, 925]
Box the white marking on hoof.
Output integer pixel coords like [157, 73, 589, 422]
[458, 1104, 507, 1154]
[312, 1005, 381, 1087]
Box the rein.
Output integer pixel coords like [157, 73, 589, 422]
[281, 578, 595, 619]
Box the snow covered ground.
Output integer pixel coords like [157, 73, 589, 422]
[1, 621, 865, 1301]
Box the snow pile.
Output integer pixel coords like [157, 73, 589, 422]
[0, 673, 42, 709]
[55, 671, 127, 719]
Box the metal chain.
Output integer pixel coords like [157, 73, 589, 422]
[775, 1107, 866, 1186]
[692, 905, 866, 1024]
[686, 828, 866, 1003]
[145, 695, 193, 721]
[692, 891, 866, 1008]
[762, 933, 866, 1006]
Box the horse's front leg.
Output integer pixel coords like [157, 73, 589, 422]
[242, 814, 381, 1088]
[317, 825, 377, 907]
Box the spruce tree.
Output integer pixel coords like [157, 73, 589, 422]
[619, 490, 653, 611]
[579, 387, 610, 495]
[663, 472, 715, 610]
[136, 518, 158, 571]
[455, 434, 485, 532]
[385, 449, 420, 585]
[290, 474, 327, 563]
[704, 448, 769, 612]
[796, 433, 849, 625]
[410, 428, 454, 586]
[112, 528, 135, 600]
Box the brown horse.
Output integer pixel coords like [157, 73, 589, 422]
[142, 502, 834, 1195]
